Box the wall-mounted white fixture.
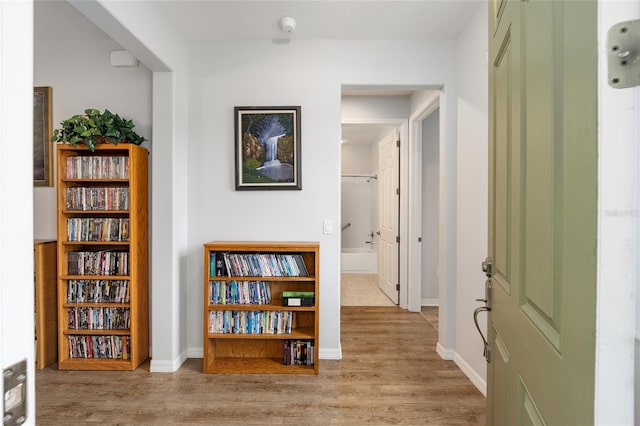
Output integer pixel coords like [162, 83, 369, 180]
[110, 50, 139, 68]
[280, 17, 296, 33]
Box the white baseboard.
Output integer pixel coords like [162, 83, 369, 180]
[436, 344, 486, 396]
[150, 349, 187, 372]
[436, 342, 455, 360]
[320, 344, 342, 360]
[421, 298, 439, 306]
[453, 352, 487, 397]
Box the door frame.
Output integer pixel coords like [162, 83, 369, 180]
[407, 92, 460, 362]
[596, 1, 638, 422]
[407, 91, 440, 313]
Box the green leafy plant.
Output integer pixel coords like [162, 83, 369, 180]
[52, 108, 146, 151]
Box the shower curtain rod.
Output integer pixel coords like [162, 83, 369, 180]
[341, 174, 378, 180]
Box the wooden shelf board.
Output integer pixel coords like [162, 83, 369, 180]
[62, 241, 130, 246]
[63, 302, 130, 308]
[63, 329, 130, 336]
[58, 358, 136, 371]
[204, 357, 316, 375]
[206, 304, 315, 312]
[62, 210, 129, 216]
[208, 276, 316, 282]
[205, 241, 319, 250]
[61, 179, 129, 183]
[61, 275, 131, 280]
[206, 327, 315, 340]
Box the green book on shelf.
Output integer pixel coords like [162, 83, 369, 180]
[282, 291, 315, 307]
[282, 291, 315, 298]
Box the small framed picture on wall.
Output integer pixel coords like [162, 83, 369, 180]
[34, 86, 53, 187]
[234, 106, 301, 190]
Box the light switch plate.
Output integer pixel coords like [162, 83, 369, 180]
[323, 220, 333, 234]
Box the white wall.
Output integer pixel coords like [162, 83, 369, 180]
[34, 1, 152, 240]
[453, 3, 489, 393]
[342, 95, 411, 119]
[421, 109, 439, 304]
[186, 39, 457, 358]
[341, 143, 376, 250]
[341, 143, 374, 175]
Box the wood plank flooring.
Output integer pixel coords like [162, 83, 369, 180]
[36, 307, 486, 425]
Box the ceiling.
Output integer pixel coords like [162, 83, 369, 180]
[36, 1, 462, 145]
[36, 1, 483, 42]
[157, 0, 484, 41]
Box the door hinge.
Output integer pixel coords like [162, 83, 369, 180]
[396, 236, 400, 243]
[396, 188, 400, 196]
[608, 19, 640, 88]
[396, 139, 400, 147]
[3, 359, 28, 424]
[396, 283, 400, 291]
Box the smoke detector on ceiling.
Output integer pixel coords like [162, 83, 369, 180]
[280, 17, 296, 33]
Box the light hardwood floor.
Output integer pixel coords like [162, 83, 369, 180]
[36, 307, 485, 425]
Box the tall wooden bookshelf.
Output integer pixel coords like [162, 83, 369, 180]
[203, 241, 319, 374]
[56, 143, 148, 370]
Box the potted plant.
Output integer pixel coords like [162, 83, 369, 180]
[52, 108, 146, 151]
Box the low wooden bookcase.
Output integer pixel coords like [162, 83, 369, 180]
[203, 241, 319, 374]
[35, 239, 57, 369]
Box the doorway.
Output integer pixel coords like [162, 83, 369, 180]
[340, 89, 441, 311]
[340, 122, 398, 306]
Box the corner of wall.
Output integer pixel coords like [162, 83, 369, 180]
[436, 342, 455, 360]
[319, 344, 342, 360]
[149, 350, 188, 373]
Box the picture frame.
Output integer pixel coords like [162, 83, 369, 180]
[234, 106, 301, 190]
[34, 86, 53, 186]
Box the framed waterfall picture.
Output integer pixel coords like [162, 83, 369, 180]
[234, 106, 301, 190]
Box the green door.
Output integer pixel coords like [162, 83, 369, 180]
[487, 0, 597, 424]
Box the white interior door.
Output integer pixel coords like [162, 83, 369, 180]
[378, 130, 399, 304]
[1, 1, 35, 421]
